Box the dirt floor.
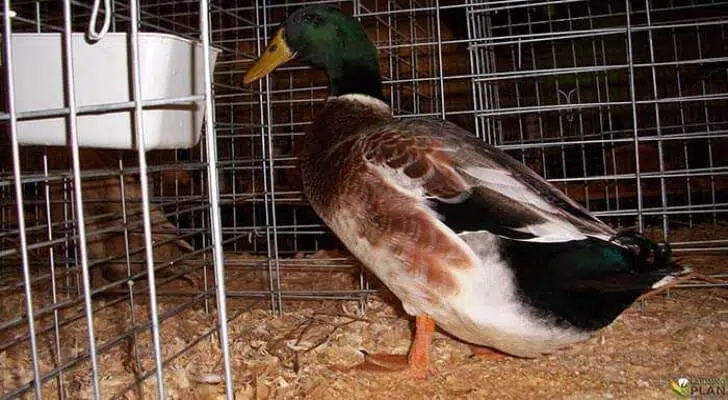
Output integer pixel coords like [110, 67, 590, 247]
[1, 227, 727, 399]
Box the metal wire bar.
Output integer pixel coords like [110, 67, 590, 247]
[0, 93, 208, 122]
[434, 0, 446, 117]
[252, 0, 284, 314]
[199, 0, 234, 396]
[41, 152, 66, 400]
[60, 0, 104, 397]
[127, 0, 166, 396]
[644, 0, 670, 239]
[2, 1, 43, 397]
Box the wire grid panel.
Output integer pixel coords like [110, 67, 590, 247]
[466, 0, 728, 249]
[238, 0, 728, 317]
[0, 0, 234, 398]
[237, 0, 728, 314]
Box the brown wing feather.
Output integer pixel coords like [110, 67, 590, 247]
[362, 128, 469, 202]
[353, 173, 473, 297]
[357, 119, 614, 241]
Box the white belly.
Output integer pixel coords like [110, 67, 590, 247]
[434, 231, 591, 357]
[328, 209, 589, 357]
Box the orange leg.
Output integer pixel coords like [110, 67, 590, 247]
[342, 315, 435, 379]
[407, 315, 436, 378]
[468, 344, 508, 360]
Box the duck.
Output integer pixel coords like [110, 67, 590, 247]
[243, 5, 684, 379]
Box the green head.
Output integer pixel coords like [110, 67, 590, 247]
[243, 5, 383, 99]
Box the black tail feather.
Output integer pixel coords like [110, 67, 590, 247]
[610, 230, 678, 274]
[504, 231, 684, 331]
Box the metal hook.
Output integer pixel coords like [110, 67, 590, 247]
[88, 0, 112, 41]
[0, 9, 16, 18]
[556, 88, 578, 122]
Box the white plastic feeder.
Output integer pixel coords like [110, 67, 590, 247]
[4, 32, 221, 149]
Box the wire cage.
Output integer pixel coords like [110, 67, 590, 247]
[0, 0, 727, 398]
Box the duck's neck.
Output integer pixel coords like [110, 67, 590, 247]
[326, 59, 384, 100]
[305, 93, 391, 154]
[300, 93, 391, 214]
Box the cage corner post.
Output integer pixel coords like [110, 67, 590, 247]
[199, 0, 235, 398]
[127, 0, 167, 397]
[2, 1, 44, 398]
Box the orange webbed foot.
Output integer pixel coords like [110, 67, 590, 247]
[341, 352, 432, 379]
[332, 315, 436, 380]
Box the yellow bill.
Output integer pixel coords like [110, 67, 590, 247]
[243, 28, 296, 84]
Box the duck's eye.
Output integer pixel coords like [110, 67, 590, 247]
[302, 14, 323, 26]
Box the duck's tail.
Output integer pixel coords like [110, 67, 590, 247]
[610, 230, 689, 289]
[500, 231, 688, 331]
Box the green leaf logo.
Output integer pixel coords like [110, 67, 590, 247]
[671, 378, 690, 397]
